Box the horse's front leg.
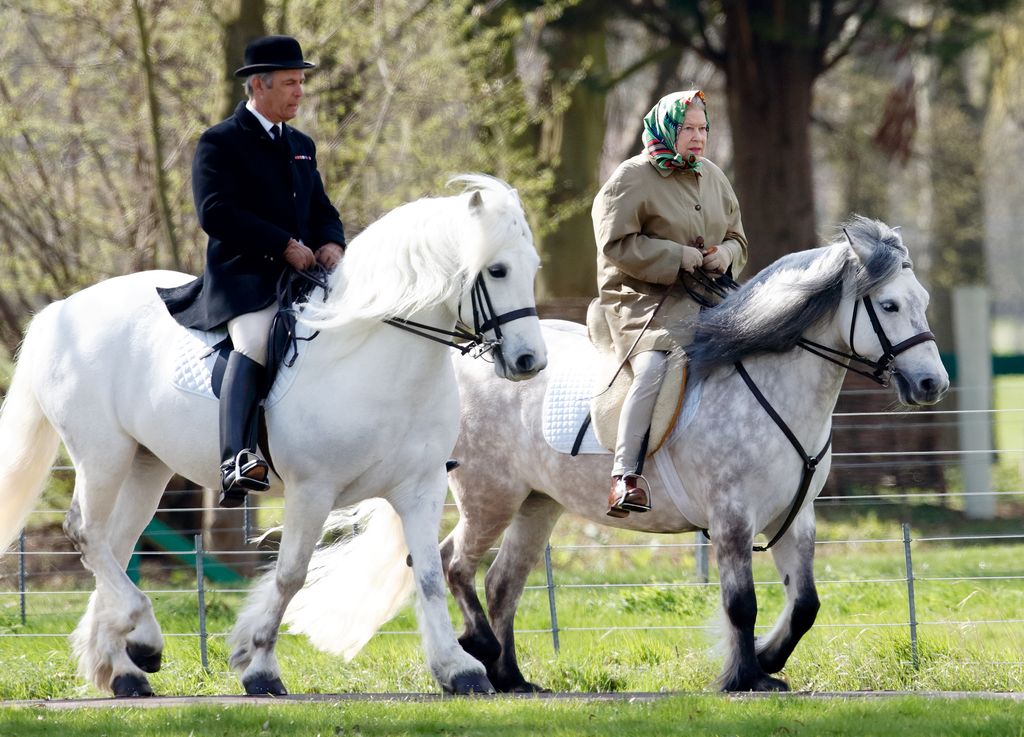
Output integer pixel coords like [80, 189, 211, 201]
[757, 507, 820, 674]
[392, 471, 494, 695]
[229, 485, 335, 695]
[714, 512, 788, 692]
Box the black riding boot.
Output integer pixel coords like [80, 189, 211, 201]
[219, 351, 270, 508]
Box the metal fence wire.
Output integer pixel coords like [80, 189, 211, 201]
[1, 393, 1023, 677]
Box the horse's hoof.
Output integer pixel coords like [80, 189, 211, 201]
[444, 671, 495, 695]
[243, 672, 288, 696]
[721, 674, 789, 692]
[111, 673, 154, 698]
[501, 680, 550, 694]
[126, 642, 163, 673]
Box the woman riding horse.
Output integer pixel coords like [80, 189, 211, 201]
[590, 89, 747, 518]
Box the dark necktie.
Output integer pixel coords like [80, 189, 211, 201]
[271, 125, 282, 141]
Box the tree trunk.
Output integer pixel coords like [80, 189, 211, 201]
[535, 10, 609, 301]
[721, 6, 819, 276]
[928, 61, 986, 350]
[221, 0, 266, 121]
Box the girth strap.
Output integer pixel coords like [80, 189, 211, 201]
[708, 361, 832, 552]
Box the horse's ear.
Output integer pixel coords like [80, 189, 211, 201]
[469, 190, 484, 212]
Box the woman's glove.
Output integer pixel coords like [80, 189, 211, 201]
[701, 245, 731, 275]
[680, 245, 704, 273]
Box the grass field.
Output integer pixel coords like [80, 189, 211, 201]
[2, 507, 1022, 700]
[2, 695, 1024, 737]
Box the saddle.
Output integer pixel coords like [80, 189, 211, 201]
[170, 283, 323, 470]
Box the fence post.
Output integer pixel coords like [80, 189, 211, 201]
[194, 533, 209, 671]
[19, 530, 27, 625]
[695, 531, 709, 584]
[543, 543, 560, 653]
[952, 285, 994, 519]
[901, 523, 919, 672]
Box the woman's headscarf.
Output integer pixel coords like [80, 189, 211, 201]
[642, 89, 708, 176]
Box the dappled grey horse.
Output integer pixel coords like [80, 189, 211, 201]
[280, 216, 947, 692]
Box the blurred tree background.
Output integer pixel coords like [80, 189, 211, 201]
[2, 0, 1024, 359]
[4, 0, 1024, 554]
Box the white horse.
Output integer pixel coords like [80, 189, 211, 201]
[0, 174, 546, 697]
[280, 217, 948, 692]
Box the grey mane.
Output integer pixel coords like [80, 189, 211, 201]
[685, 215, 910, 376]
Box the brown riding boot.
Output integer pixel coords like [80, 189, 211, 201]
[607, 474, 651, 518]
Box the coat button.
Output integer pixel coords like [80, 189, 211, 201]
[695, 203, 702, 211]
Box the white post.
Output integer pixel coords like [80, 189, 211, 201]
[952, 285, 994, 519]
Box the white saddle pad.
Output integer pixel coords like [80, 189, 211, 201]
[541, 346, 607, 455]
[170, 324, 307, 408]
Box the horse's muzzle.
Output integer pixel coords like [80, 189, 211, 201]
[895, 370, 949, 406]
[498, 351, 547, 381]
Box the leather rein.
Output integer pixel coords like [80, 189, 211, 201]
[704, 262, 937, 551]
[383, 274, 538, 360]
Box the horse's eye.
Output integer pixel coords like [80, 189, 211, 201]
[488, 264, 508, 278]
[881, 300, 898, 313]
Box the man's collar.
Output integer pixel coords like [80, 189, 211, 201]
[245, 100, 279, 135]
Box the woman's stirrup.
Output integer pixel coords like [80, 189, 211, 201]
[607, 473, 652, 517]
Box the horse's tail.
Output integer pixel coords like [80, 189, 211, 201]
[0, 307, 61, 553]
[266, 498, 415, 659]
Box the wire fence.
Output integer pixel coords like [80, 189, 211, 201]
[1, 388, 1023, 680]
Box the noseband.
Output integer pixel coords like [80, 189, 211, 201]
[384, 274, 537, 359]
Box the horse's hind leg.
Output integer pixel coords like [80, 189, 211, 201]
[441, 473, 532, 672]
[483, 491, 563, 692]
[756, 508, 819, 674]
[713, 512, 788, 692]
[65, 445, 171, 696]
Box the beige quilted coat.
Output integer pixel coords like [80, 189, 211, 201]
[588, 153, 748, 362]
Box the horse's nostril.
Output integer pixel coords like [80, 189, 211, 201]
[515, 353, 535, 374]
[920, 377, 934, 394]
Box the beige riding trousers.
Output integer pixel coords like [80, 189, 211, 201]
[226, 303, 278, 366]
[612, 349, 669, 477]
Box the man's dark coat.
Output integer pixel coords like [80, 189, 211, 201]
[159, 102, 345, 330]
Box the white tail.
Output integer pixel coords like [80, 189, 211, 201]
[276, 498, 415, 659]
[0, 308, 61, 553]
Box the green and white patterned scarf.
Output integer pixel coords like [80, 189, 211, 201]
[642, 89, 708, 176]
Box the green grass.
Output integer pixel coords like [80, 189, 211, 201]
[2, 527, 1022, 699]
[2, 696, 1024, 737]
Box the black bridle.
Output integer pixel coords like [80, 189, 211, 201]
[702, 262, 937, 551]
[383, 273, 537, 359]
[797, 282, 937, 387]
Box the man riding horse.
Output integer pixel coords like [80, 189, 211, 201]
[158, 35, 346, 507]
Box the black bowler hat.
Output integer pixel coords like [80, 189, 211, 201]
[234, 35, 316, 78]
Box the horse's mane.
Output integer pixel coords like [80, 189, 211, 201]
[686, 215, 910, 376]
[302, 174, 529, 330]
